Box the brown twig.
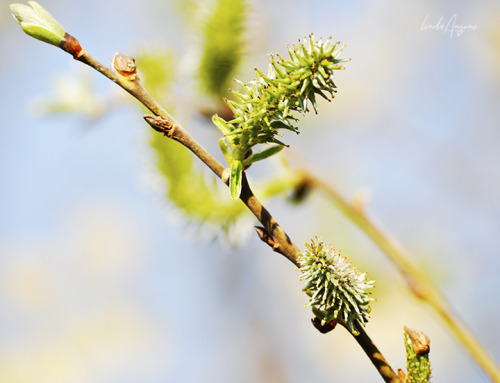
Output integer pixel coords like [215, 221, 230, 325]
[352, 323, 401, 383]
[69, 46, 398, 381]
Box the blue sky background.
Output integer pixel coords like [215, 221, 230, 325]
[1, 0, 500, 382]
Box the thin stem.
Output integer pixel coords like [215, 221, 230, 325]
[78, 50, 177, 126]
[298, 169, 500, 383]
[351, 323, 401, 383]
[72, 48, 397, 381]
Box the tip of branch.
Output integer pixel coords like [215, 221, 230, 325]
[404, 326, 430, 356]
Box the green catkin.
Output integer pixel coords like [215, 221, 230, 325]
[213, 35, 347, 199]
[299, 237, 374, 335]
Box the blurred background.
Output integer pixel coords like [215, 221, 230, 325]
[1, 0, 500, 382]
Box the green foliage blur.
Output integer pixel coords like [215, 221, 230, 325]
[137, 48, 248, 236]
[198, 0, 246, 99]
[136, 0, 305, 235]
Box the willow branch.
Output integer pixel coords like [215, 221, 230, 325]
[8, 4, 398, 379]
[70, 48, 401, 380]
[144, 116, 403, 382]
[296, 168, 500, 383]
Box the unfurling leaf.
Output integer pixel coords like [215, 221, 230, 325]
[230, 160, 243, 200]
[10, 1, 66, 47]
[242, 145, 284, 166]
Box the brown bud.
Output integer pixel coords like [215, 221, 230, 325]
[311, 317, 337, 334]
[112, 53, 138, 80]
[60, 33, 83, 59]
[254, 226, 285, 255]
[404, 326, 430, 356]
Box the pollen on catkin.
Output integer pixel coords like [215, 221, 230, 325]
[299, 237, 374, 335]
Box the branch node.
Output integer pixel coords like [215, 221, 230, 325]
[112, 52, 138, 81]
[60, 33, 83, 59]
[144, 115, 176, 138]
[254, 226, 286, 256]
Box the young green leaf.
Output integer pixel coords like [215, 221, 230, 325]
[230, 160, 243, 200]
[10, 1, 66, 47]
[218, 138, 232, 164]
[242, 145, 284, 166]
